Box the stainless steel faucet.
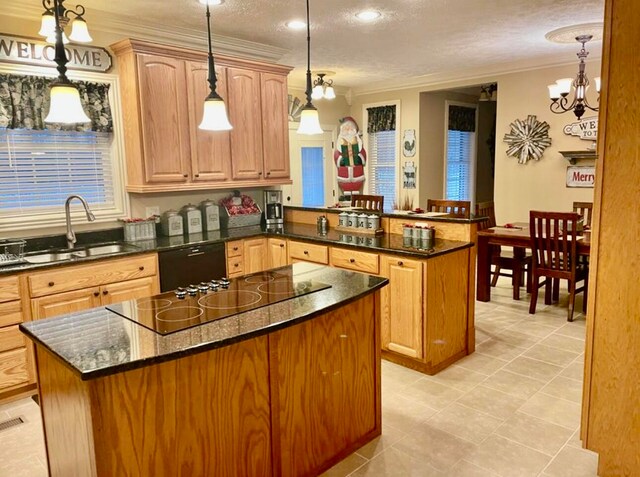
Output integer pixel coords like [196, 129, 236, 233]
[65, 195, 96, 248]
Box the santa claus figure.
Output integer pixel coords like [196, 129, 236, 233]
[334, 116, 366, 200]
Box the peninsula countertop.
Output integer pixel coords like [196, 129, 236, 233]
[20, 263, 388, 380]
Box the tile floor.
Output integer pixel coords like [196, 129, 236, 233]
[0, 278, 599, 477]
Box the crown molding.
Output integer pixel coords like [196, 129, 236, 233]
[3, 4, 288, 63]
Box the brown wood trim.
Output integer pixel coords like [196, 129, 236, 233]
[126, 178, 292, 193]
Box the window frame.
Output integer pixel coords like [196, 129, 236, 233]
[0, 63, 128, 233]
[443, 100, 477, 205]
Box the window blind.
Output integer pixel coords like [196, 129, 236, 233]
[301, 146, 324, 207]
[446, 129, 473, 201]
[368, 129, 396, 212]
[0, 128, 114, 213]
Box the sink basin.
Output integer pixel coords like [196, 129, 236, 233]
[24, 249, 86, 264]
[83, 242, 140, 256]
[24, 242, 140, 264]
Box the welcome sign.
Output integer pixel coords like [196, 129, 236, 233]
[563, 116, 598, 141]
[0, 33, 112, 72]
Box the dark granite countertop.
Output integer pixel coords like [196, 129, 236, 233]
[20, 263, 388, 380]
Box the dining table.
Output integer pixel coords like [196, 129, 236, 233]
[476, 222, 591, 302]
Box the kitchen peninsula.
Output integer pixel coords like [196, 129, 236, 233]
[20, 263, 386, 477]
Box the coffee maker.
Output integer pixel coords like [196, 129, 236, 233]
[264, 190, 284, 228]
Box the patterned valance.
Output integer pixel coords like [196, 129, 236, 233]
[448, 105, 476, 132]
[367, 105, 396, 133]
[0, 73, 113, 133]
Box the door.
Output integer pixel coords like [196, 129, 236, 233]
[31, 288, 101, 320]
[101, 277, 159, 305]
[267, 238, 288, 269]
[185, 61, 232, 182]
[380, 255, 424, 359]
[137, 54, 191, 183]
[244, 238, 267, 274]
[227, 68, 263, 180]
[261, 73, 290, 179]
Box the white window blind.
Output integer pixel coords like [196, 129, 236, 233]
[368, 130, 396, 212]
[446, 129, 474, 201]
[0, 128, 114, 213]
[301, 146, 324, 207]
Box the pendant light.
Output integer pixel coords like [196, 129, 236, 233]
[199, 1, 232, 131]
[44, 0, 90, 124]
[297, 0, 323, 135]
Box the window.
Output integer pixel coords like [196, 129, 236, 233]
[301, 146, 324, 207]
[446, 129, 474, 200]
[368, 130, 396, 212]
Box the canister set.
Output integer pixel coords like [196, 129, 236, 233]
[402, 224, 435, 249]
[160, 200, 221, 237]
[338, 211, 381, 231]
[339, 234, 381, 247]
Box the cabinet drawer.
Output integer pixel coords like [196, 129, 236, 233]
[288, 241, 328, 265]
[28, 254, 158, 297]
[330, 248, 379, 274]
[0, 301, 22, 327]
[227, 240, 243, 258]
[0, 326, 25, 353]
[227, 255, 245, 277]
[0, 348, 29, 390]
[0, 276, 20, 303]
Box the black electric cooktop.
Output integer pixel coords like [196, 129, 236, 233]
[106, 268, 331, 335]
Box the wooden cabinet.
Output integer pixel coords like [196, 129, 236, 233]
[267, 238, 288, 269]
[330, 247, 379, 274]
[31, 288, 102, 320]
[380, 255, 424, 359]
[226, 240, 245, 278]
[101, 277, 157, 305]
[288, 241, 329, 265]
[0, 276, 31, 397]
[111, 39, 292, 193]
[243, 237, 267, 275]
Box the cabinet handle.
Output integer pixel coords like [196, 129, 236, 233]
[349, 258, 355, 263]
[93, 291, 100, 297]
[234, 263, 239, 268]
[280, 244, 285, 248]
[266, 171, 271, 176]
[48, 281, 55, 287]
[183, 173, 188, 178]
[102, 290, 109, 295]
[303, 250, 309, 255]
[398, 261, 404, 266]
[258, 171, 262, 176]
[194, 174, 200, 178]
[139, 266, 144, 271]
[233, 246, 239, 251]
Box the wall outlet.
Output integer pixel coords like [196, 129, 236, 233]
[145, 206, 160, 218]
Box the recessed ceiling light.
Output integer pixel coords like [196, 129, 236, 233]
[355, 10, 381, 22]
[198, 0, 224, 5]
[286, 20, 307, 30]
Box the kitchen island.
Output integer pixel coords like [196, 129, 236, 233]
[20, 263, 387, 477]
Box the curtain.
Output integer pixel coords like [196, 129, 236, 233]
[0, 73, 113, 133]
[448, 105, 476, 132]
[367, 105, 396, 133]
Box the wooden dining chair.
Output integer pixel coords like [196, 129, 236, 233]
[476, 201, 531, 297]
[426, 199, 471, 218]
[529, 211, 589, 321]
[350, 194, 384, 213]
[572, 201, 593, 229]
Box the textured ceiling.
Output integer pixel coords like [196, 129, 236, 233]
[11, 0, 605, 90]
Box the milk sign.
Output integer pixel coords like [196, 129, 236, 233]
[563, 116, 598, 141]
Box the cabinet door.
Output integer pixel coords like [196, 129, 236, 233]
[380, 255, 424, 359]
[138, 54, 190, 183]
[267, 238, 288, 269]
[101, 277, 159, 306]
[227, 68, 263, 180]
[244, 238, 267, 274]
[31, 288, 101, 320]
[260, 73, 290, 180]
[186, 61, 232, 182]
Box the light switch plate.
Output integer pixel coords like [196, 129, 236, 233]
[145, 206, 160, 218]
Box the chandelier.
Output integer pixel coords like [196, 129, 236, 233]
[548, 35, 600, 120]
[311, 73, 336, 100]
[297, 0, 323, 135]
[38, 0, 93, 44]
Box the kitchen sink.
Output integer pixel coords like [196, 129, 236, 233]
[24, 242, 140, 264]
[83, 242, 140, 256]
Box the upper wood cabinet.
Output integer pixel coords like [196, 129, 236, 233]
[111, 39, 293, 193]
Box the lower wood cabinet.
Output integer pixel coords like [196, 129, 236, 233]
[267, 238, 288, 269]
[244, 237, 267, 275]
[288, 240, 329, 265]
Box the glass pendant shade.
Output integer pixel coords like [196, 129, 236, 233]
[199, 97, 233, 131]
[594, 76, 601, 92]
[69, 18, 93, 43]
[548, 84, 561, 100]
[311, 84, 324, 100]
[324, 85, 336, 100]
[556, 78, 573, 95]
[297, 107, 323, 135]
[45, 84, 91, 124]
[39, 12, 56, 37]
[46, 31, 69, 44]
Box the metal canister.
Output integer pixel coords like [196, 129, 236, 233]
[199, 199, 220, 232]
[368, 214, 380, 230]
[338, 212, 349, 227]
[179, 203, 203, 234]
[348, 212, 359, 228]
[160, 210, 183, 236]
[357, 213, 368, 229]
[317, 215, 328, 235]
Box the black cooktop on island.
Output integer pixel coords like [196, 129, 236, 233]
[107, 268, 331, 335]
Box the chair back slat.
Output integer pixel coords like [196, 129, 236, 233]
[530, 211, 580, 280]
[427, 199, 471, 219]
[350, 194, 384, 213]
[572, 201, 593, 228]
[475, 201, 496, 230]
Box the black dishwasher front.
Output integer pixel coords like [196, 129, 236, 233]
[158, 242, 227, 292]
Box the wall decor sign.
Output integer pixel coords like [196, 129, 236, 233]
[403, 129, 416, 157]
[563, 116, 598, 141]
[403, 161, 416, 189]
[566, 165, 595, 188]
[503, 115, 552, 165]
[0, 33, 112, 72]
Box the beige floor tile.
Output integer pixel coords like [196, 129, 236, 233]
[350, 446, 444, 476]
[355, 424, 407, 460]
[543, 446, 599, 477]
[455, 352, 508, 376]
[560, 361, 586, 381]
[555, 323, 587, 341]
[494, 412, 574, 456]
[476, 339, 527, 361]
[428, 403, 503, 444]
[0, 456, 48, 477]
[474, 328, 493, 345]
[382, 393, 439, 430]
[465, 435, 551, 477]
[541, 376, 584, 403]
[503, 356, 563, 382]
[495, 329, 541, 348]
[523, 344, 580, 367]
[401, 378, 464, 411]
[445, 460, 500, 477]
[320, 452, 368, 477]
[518, 392, 582, 430]
[507, 320, 558, 338]
[541, 334, 585, 354]
[457, 384, 526, 420]
[567, 429, 585, 449]
[424, 365, 487, 392]
[391, 423, 477, 472]
[481, 370, 547, 400]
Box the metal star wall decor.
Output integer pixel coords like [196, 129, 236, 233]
[503, 115, 552, 164]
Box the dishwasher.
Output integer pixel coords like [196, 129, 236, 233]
[158, 242, 226, 292]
